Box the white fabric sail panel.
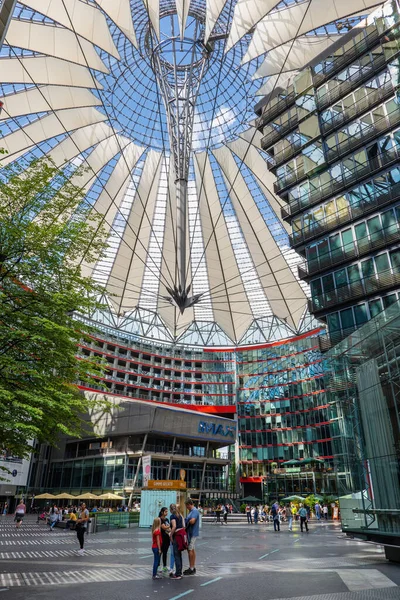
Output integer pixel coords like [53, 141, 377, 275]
[228, 130, 290, 234]
[176, 0, 191, 39]
[81, 142, 145, 278]
[194, 152, 253, 342]
[20, 0, 119, 59]
[6, 20, 109, 73]
[225, 0, 279, 53]
[108, 150, 162, 313]
[212, 145, 306, 329]
[0, 57, 103, 89]
[45, 122, 115, 168]
[243, 0, 382, 62]
[253, 35, 341, 77]
[67, 134, 132, 198]
[0, 86, 101, 121]
[204, 0, 226, 43]
[142, 0, 160, 39]
[95, 0, 137, 47]
[0, 107, 107, 165]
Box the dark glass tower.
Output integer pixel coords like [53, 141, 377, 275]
[256, 0, 400, 345]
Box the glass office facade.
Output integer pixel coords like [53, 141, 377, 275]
[327, 300, 400, 556]
[236, 328, 340, 498]
[257, 0, 400, 345]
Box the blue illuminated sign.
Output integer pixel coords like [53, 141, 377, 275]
[198, 421, 236, 438]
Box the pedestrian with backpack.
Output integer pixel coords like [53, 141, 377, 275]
[169, 504, 187, 580]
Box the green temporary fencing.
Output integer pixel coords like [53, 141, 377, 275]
[93, 512, 140, 533]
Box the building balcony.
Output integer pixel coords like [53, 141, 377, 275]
[298, 228, 400, 280]
[321, 79, 394, 137]
[308, 268, 400, 314]
[325, 105, 400, 164]
[256, 90, 296, 130]
[261, 113, 299, 150]
[316, 53, 387, 111]
[274, 164, 306, 194]
[282, 145, 400, 220]
[312, 26, 381, 89]
[268, 138, 303, 170]
[288, 181, 400, 248]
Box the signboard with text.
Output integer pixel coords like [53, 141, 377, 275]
[147, 480, 186, 490]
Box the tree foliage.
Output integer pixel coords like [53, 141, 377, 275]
[0, 157, 110, 459]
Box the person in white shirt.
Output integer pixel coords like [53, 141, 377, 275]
[14, 501, 26, 529]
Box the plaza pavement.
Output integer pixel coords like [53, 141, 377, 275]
[0, 515, 399, 600]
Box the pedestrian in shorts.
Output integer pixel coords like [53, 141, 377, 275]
[184, 498, 200, 576]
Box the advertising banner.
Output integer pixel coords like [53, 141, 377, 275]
[142, 455, 152, 488]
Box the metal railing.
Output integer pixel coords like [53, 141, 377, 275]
[321, 79, 394, 136]
[325, 106, 400, 164]
[282, 145, 400, 219]
[312, 27, 381, 88]
[298, 228, 400, 279]
[277, 100, 400, 199]
[261, 113, 299, 149]
[269, 137, 303, 169]
[274, 163, 305, 193]
[256, 90, 296, 129]
[316, 53, 387, 111]
[288, 181, 400, 247]
[309, 268, 400, 313]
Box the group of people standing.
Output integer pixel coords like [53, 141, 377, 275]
[151, 498, 200, 581]
[245, 500, 331, 532]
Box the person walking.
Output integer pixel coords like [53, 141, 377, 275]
[299, 504, 309, 533]
[2, 502, 8, 516]
[223, 504, 228, 525]
[271, 501, 280, 532]
[76, 503, 89, 555]
[254, 505, 259, 525]
[151, 517, 162, 580]
[184, 498, 200, 575]
[286, 504, 293, 531]
[48, 505, 59, 531]
[14, 500, 26, 529]
[306, 504, 311, 522]
[245, 504, 252, 524]
[215, 504, 222, 524]
[315, 502, 321, 520]
[323, 504, 329, 520]
[159, 507, 171, 574]
[169, 503, 184, 579]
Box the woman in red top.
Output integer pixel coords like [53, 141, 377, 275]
[151, 517, 162, 580]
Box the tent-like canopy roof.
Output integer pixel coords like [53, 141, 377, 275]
[0, 0, 382, 345]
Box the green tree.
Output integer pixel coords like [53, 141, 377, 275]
[0, 157, 109, 460]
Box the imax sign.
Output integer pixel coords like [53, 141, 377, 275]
[198, 421, 236, 438]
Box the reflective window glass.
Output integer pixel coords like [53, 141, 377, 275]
[354, 304, 368, 325]
[340, 308, 354, 330]
[347, 264, 361, 283]
[369, 298, 382, 317]
[375, 253, 390, 274]
[361, 258, 375, 279]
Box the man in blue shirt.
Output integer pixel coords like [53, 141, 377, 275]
[298, 503, 309, 533]
[183, 498, 200, 576]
